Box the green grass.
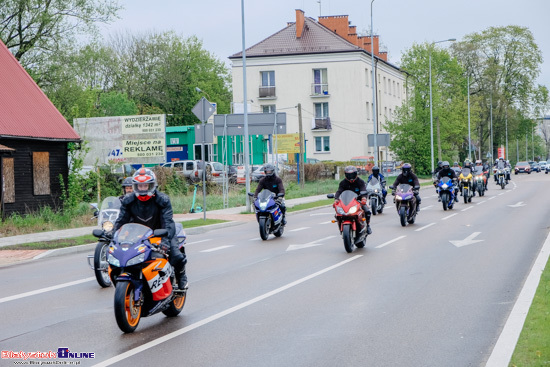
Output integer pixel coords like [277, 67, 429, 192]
[510, 257, 550, 366]
[288, 199, 333, 212]
[178, 219, 227, 228]
[0, 235, 98, 250]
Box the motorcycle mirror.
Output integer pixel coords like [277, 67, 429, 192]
[247, 192, 254, 197]
[93, 210, 99, 218]
[327, 193, 335, 199]
[92, 229, 104, 238]
[359, 191, 368, 196]
[153, 229, 168, 237]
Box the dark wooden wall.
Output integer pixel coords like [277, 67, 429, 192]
[0, 138, 69, 217]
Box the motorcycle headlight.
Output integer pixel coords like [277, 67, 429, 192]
[107, 254, 120, 267]
[126, 252, 146, 266]
[260, 202, 268, 210]
[348, 206, 358, 214]
[102, 221, 114, 232]
[442, 184, 448, 189]
[395, 195, 402, 201]
[336, 207, 346, 215]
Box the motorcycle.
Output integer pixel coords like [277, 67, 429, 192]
[366, 177, 385, 215]
[248, 190, 285, 240]
[392, 184, 418, 227]
[326, 190, 368, 253]
[436, 177, 456, 211]
[496, 168, 507, 189]
[87, 196, 121, 288]
[473, 166, 486, 197]
[93, 223, 188, 333]
[459, 168, 474, 204]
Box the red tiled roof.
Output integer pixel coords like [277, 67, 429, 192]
[0, 40, 80, 141]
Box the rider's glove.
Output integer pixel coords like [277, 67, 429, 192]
[159, 239, 170, 255]
[361, 197, 367, 205]
[275, 197, 283, 205]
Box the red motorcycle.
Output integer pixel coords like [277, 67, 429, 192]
[327, 190, 369, 253]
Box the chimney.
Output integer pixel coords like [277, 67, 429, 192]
[296, 9, 305, 38]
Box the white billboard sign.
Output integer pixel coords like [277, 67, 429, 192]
[74, 114, 166, 166]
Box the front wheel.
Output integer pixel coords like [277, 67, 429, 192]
[501, 181, 505, 189]
[342, 224, 354, 253]
[399, 206, 407, 227]
[441, 193, 448, 211]
[114, 281, 142, 333]
[93, 242, 111, 288]
[463, 189, 468, 204]
[259, 217, 270, 241]
[370, 197, 378, 216]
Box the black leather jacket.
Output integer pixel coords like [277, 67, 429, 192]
[335, 177, 367, 200]
[114, 190, 176, 240]
[254, 175, 285, 197]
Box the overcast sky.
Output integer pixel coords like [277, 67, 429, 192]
[100, 0, 550, 93]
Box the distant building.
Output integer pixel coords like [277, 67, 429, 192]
[0, 40, 80, 218]
[229, 9, 406, 162]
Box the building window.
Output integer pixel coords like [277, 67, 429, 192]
[315, 136, 330, 152]
[259, 71, 275, 97]
[366, 102, 371, 120]
[312, 68, 328, 95]
[262, 105, 276, 113]
[383, 77, 387, 94]
[2, 157, 15, 203]
[313, 102, 331, 129]
[393, 81, 396, 96]
[33, 152, 50, 195]
[397, 82, 401, 98]
[365, 68, 369, 87]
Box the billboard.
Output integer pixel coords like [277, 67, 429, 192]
[74, 114, 166, 166]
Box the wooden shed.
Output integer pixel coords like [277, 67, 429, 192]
[0, 40, 80, 219]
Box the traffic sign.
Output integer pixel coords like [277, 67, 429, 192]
[192, 97, 215, 123]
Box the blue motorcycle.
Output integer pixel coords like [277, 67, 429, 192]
[437, 177, 456, 211]
[248, 189, 285, 240]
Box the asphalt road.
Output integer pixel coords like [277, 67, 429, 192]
[1, 173, 548, 367]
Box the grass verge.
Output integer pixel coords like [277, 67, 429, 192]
[288, 199, 333, 212]
[509, 256, 550, 366]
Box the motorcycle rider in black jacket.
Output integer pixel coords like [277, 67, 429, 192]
[254, 164, 286, 225]
[391, 163, 422, 212]
[114, 168, 188, 289]
[435, 161, 459, 202]
[334, 166, 372, 234]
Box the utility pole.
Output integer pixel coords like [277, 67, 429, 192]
[298, 103, 304, 188]
[437, 116, 442, 161]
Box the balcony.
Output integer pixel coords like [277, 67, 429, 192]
[312, 117, 332, 130]
[259, 85, 276, 99]
[311, 83, 329, 97]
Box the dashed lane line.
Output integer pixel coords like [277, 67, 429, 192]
[376, 236, 406, 249]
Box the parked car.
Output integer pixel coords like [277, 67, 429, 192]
[529, 161, 540, 172]
[539, 161, 547, 171]
[350, 156, 374, 175]
[251, 165, 280, 182]
[514, 161, 531, 174]
[306, 158, 321, 164]
[161, 160, 203, 181]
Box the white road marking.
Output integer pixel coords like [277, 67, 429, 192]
[476, 200, 487, 205]
[200, 245, 233, 253]
[461, 206, 473, 212]
[488, 196, 497, 200]
[0, 277, 94, 304]
[186, 239, 211, 245]
[508, 201, 526, 208]
[92, 256, 364, 367]
[415, 223, 436, 232]
[309, 212, 333, 216]
[498, 193, 505, 196]
[249, 238, 261, 241]
[286, 236, 336, 251]
[376, 235, 406, 249]
[449, 232, 483, 248]
[442, 213, 458, 220]
[319, 221, 333, 225]
[423, 205, 433, 210]
[290, 227, 309, 232]
[486, 229, 550, 366]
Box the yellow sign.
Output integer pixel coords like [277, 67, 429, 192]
[123, 139, 165, 158]
[275, 133, 301, 153]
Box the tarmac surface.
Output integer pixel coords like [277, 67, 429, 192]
[0, 194, 328, 266]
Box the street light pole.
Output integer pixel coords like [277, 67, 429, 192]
[467, 75, 471, 160]
[370, 0, 377, 168]
[429, 38, 455, 172]
[241, 0, 251, 211]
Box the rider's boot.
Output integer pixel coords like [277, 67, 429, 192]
[177, 261, 188, 290]
[367, 223, 372, 235]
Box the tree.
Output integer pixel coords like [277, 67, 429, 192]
[385, 43, 469, 174]
[0, 0, 120, 64]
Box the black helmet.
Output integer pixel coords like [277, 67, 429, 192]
[263, 164, 275, 177]
[453, 162, 459, 167]
[372, 166, 380, 176]
[442, 161, 450, 170]
[402, 163, 412, 177]
[344, 165, 358, 182]
[122, 177, 133, 187]
[437, 161, 443, 168]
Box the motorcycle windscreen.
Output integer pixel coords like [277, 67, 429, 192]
[397, 184, 412, 193]
[339, 190, 358, 206]
[367, 177, 381, 190]
[474, 166, 484, 175]
[257, 189, 275, 203]
[143, 258, 173, 301]
[114, 223, 152, 243]
[440, 177, 451, 185]
[461, 168, 471, 176]
[98, 196, 121, 226]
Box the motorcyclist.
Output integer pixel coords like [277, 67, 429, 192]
[451, 162, 462, 175]
[334, 166, 372, 234]
[474, 160, 488, 190]
[459, 159, 474, 196]
[494, 157, 510, 183]
[390, 163, 421, 212]
[114, 168, 188, 289]
[119, 177, 134, 201]
[254, 163, 286, 225]
[367, 165, 387, 204]
[435, 161, 459, 202]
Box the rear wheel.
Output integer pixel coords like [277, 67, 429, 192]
[93, 242, 111, 288]
[399, 206, 407, 227]
[114, 281, 141, 333]
[163, 288, 187, 317]
[342, 224, 354, 253]
[259, 217, 270, 240]
[274, 225, 284, 237]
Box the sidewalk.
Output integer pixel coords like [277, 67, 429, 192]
[0, 194, 329, 265]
